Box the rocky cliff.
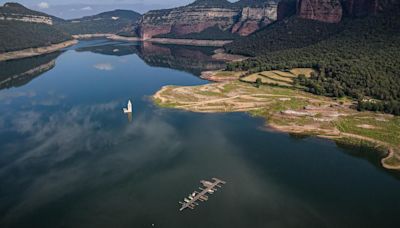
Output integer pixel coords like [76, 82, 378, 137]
[136, 0, 278, 39]
[296, 0, 399, 23]
[297, 0, 343, 23]
[232, 5, 278, 36]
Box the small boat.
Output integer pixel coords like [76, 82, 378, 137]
[188, 196, 193, 200]
[123, 100, 132, 113]
[191, 192, 196, 197]
[207, 189, 214, 193]
[184, 198, 190, 203]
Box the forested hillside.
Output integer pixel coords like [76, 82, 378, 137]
[55, 10, 141, 35]
[226, 7, 400, 115]
[0, 3, 71, 53]
[0, 20, 71, 53]
[224, 17, 345, 56]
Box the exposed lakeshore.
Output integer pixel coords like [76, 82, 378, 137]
[73, 34, 233, 47]
[0, 40, 77, 62]
[153, 70, 400, 170]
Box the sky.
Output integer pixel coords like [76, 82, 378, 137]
[0, 0, 209, 19]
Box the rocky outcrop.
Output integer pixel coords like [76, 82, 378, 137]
[297, 0, 342, 23]
[136, 0, 278, 39]
[138, 7, 238, 39]
[232, 5, 277, 36]
[296, 0, 398, 23]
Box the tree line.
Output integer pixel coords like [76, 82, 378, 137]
[226, 7, 400, 115]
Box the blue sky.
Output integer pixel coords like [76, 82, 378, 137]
[0, 0, 208, 18]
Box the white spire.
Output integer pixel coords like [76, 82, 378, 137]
[123, 100, 133, 113]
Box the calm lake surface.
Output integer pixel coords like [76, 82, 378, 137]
[1, 40, 400, 228]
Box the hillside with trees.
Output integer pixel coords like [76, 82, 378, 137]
[0, 3, 71, 53]
[0, 20, 71, 53]
[225, 6, 400, 115]
[55, 10, 141, 35]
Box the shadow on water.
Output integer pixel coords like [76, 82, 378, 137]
[335, 141, 400, 179]
[286, 132, 400, 179]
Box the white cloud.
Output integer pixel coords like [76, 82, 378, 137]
[37, 2, 50, 9]
[80, 6, 93, 11]
[94, 63, 114, 71]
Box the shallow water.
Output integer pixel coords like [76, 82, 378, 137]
[1, 40, 400, 228]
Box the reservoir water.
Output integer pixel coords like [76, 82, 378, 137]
[1, 40, 400, 228]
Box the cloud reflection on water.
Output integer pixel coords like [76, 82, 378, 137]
[93, 63, 114, 71]
[0, 97, 329, 227]
[0, 100, 184, 224]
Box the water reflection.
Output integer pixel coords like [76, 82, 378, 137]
[76, 41, 225, 76]
[136, 42, 226, 76]
[0, 52, 61, 90]
[76, 43, 138, 57]
[1, 40, 400, 228]
[0, 41, 224, 94]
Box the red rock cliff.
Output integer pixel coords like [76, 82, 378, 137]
[297, 0, 343, 23]
[136, 0, 278, 39]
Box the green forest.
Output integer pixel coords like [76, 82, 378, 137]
[226, 8, 400, 115]
[55, 10, 141, 35]
[0, 20, 71, 53]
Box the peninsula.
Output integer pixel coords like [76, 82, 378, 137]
[153, 69, 400, 170]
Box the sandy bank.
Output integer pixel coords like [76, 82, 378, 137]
[73, 34, 232, 47]
[72, 34, 116, 39]
[148, 38, 232, 47]
[0, 40, 77, 62]
[153, 71, 400, 171]
[108, 35, 232, 47]
[200, 70, 246, 82]
[212, 49, 248, 62]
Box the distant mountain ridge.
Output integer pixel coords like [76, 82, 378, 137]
[0, 2, 142, 56]
[55, 9, 141, 35]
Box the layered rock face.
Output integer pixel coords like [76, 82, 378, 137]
[297, 0, 343, 23]
[137, 0, 278, 39]
[138, 7, 237, 39]
[0, 3, 53, 25]
[295, 0, 398, 23]
[232, 5, 277, 36]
